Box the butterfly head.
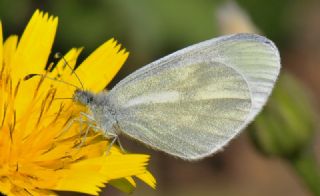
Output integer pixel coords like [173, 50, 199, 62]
[73, 89, 95, 106]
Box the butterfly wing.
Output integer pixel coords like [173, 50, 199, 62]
[109, 61, 251, 159]
[108, 33, 280, 160]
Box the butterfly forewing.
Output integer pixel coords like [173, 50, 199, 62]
[207, 34, 280, 120]
[108, 61, 251, 160]
[113, 34, 280, 121]
[103, 33, 280, 160]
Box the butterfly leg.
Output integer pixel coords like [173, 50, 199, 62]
[76, 114, 102, 148]
[79, 112, 95, 121]
[77, 112, 94, 140]
[57, 112, 95, 142]
[79, 123, 121, 156]
[104, 132, 126, 155]
[55, 117, 83, 139]
[105, 134, 118, 156]
[116, 138, 126, 153]
[76, 124, 92, 148]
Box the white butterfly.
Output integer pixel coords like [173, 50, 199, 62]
[73, 33, 281, 160]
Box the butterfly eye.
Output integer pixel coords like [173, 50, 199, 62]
[88, 97, 94, 102]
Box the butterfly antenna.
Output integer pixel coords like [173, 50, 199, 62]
[55, 52, 85, 90]
[24, 74, 80, 89]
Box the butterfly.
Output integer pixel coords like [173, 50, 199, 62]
[73, 33, 281, 160]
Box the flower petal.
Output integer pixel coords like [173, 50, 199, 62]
[136, 171, 157, 189]
[0, 22, 3, 70]
[49, 48, 83, 98]
[3, 35, 18, 69]
[0, 9, 155, 195]
[11, 10, 58, 81]
[51, 48, 83, 79]
[76, 39, 129, 92]
[54, 155, 151, 195]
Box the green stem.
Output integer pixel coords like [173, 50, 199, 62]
[289, 150, 320, 196]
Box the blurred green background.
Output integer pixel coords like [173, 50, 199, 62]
[1, 0, 319, 195]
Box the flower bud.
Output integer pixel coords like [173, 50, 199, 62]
[249, 72, 316, 158]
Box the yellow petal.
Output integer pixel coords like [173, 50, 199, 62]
[55, 169, 106, 195]
[99, 155, 150, 178]
[51, 47, 83, 79]
[49, 48, 84, 98]
[125, 177, 136, 187]
[136, 171, 157, 189]
[55, 155, 150, 195]
[0, 21, 3, 70]
[0, 9, 155, 195]
[7, 10, 58, 117]
[11, 10, 58, 81]
[76, 38, 129, 92]
[0, 180, 11, 196]
[3, 35, 18, 68]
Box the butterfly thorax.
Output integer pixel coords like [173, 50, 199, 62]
[73, 89, 119, 137]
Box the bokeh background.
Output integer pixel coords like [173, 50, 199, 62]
[1, 0, 319, 195]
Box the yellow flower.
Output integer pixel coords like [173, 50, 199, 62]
[0, 10, 156, 195]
